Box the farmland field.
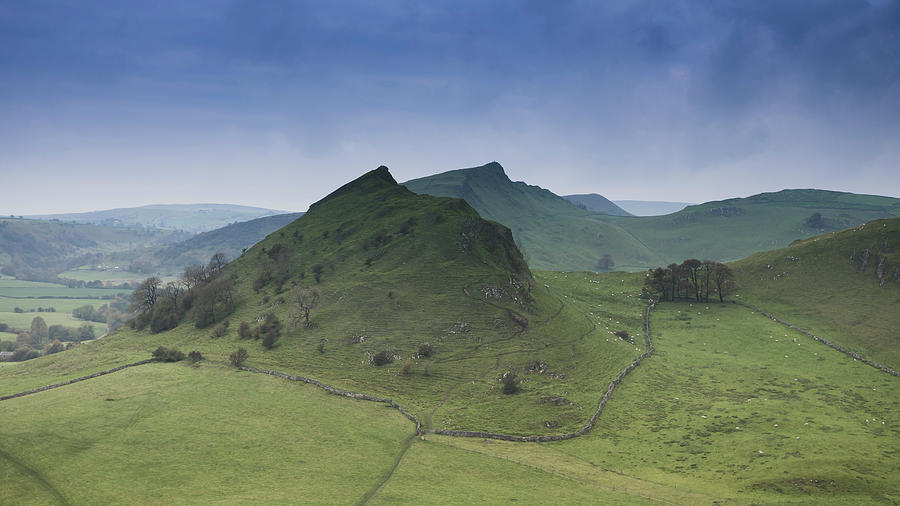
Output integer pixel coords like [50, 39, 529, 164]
[1, 273, 897, 503]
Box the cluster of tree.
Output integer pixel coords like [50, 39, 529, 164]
[72, 304, 110, 323]
[643, 259, 736, 303]
[11, 306, 56, 313]
[237, 314, 282, 349]
[129, 252, 235, 333]
[254, 243, 295, 292]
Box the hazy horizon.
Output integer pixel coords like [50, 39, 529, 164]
[2, 1, 899, 215]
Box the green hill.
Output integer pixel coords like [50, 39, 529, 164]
[732, 217, 900, 370]
[563, 194, 632, 216]
[609, 189, 900, 265]
[29, 203, 288, 233]
[3, 168, 897, 504]
[404, 162, 664, 271]
[108, 212, 303, 275]
[0, 218, 188, 281]
[406, 163, 900, 271]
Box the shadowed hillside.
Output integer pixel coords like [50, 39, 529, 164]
[563, 194, 632, 216]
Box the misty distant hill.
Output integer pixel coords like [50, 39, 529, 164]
[108, 212, 304, 274]
[563, 194, 632, 216]
[612, 200, 694, 216]
[29, 204, 288, 233]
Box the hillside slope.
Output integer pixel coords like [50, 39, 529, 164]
[608, 189, 900, 265]
[732, 217, 900, 369]
[29, 203, 287, 233]
[404, 162, 663, 271]
[108, 212, 303, 274]
[563, 194, 632, 216]
[407, 163, 900, 271]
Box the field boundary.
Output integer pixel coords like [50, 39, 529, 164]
[0, 359, 155, 402]
[238, 366, 424, 434]
[734, 301, 899, 377]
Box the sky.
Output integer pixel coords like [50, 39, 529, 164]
[1, 0, 898, 215]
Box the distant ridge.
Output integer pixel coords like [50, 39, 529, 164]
[563, 194, 631, 216]
[29, 203, 288, 233]
[612, 200, 694, 216]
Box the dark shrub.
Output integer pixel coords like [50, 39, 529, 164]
[188, 350, 203, 362]
[501, 370, 520, 394]
[372, 350, 394, 366]
[417, 342, 434, 357]
[399, 361, 413, 375]
[317, 338, 327, 354]
[229, 348, 248, 367]
[45, 340, 65, 355]
[151, 347, 185, 362]
[211, 322, 228, 339]
[260, 314, 281, 349]
[238, 321, 252, 339]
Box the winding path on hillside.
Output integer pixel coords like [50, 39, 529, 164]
[0, 447, 70, 505]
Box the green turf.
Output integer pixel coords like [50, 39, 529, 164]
[0, 361, 411, 505]
[554, 300, 900, 503]
[0, 312, 106, 336]
[0, 297, 108, 313]
[0, 279, 129, 298]
[733, 218, 900, 370]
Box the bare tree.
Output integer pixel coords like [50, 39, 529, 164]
[131, 276, 161, 314]
[290, 287, 320, 329]
[711, 263, 736, 302]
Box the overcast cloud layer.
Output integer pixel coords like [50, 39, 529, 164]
[1, 0, 898, 214]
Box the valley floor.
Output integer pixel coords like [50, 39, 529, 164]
[1, 275, 898, 504]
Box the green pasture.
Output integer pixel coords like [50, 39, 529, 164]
[734, 218, 900, 370]
[0, 297, 110, 314]
[0, 312, 106, 336]
[0, 279, 129, 299]
[0, 361, 411, 505]
[58, 268, 146, 284]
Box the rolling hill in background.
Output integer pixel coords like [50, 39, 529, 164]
[29, 203, 287, 233]
[732, 217, 900, 370]
[612, 200, 694, 216]
[403, 162, 665, 271]
[108, 212, 304, 275]
[608, 189, 900, 265]
[2, 167, 898, 504]
[562, 194, 632, 216]
[407, 162, 900, 271]
[0, 218, 188, 281]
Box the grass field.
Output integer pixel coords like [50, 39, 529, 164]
[0, 312, 106, 336]
[0, 361, 411, 505]
[2, 275, 895, 503]
[0, 279, 130, 299]
[733, 218, 900, 370]
[58, 268, 147, 284]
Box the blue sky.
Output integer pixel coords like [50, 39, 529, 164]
[1, 0, 898, 214]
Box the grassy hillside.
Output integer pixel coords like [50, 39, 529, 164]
[29, 203, 287, 233]
[732, 217, 900, 370]
[406, 163, 900, 271]
[608, 189, 900, 265]
[108, 212, 303, 275]
[0, 218, 188, 281]
[404, 162, 664, 271]
[563, 193, 632, 216]
[2, 272, 896, 503]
